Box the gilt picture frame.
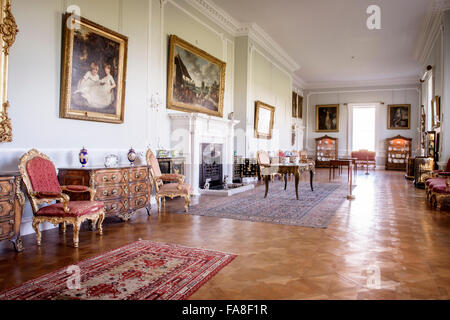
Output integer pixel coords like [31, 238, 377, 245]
[432, 96, 440, 128]
[60, 14, 128, 124]
[255, 101, 275, 140]
[316, 105, 339, 132]
[387, 104, 410, 130]
[167, 35, 226, 117]
[0, 0, 18, 143]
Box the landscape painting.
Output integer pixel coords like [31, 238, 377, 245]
[167, 35, 226, 117]
[60, 14, 128, 124]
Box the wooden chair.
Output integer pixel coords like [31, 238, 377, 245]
[146, 149, 193, 213]
[18, 149, 105, 248]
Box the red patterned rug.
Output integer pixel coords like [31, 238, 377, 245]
[0, 240, 236, 300]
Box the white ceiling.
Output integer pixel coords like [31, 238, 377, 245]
[210, 0, 432, 88]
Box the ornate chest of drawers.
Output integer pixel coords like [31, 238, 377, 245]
[0, 172, 25, 252]
[58, 166, 151, 221]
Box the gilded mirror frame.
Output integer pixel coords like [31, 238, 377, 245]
[0, 0, 18, 143]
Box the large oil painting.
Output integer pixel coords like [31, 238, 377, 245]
[60, 14, 128, 123]
[387, 104, 410, 130]
[167, 35, 226, 117]
[316, 105, 339, 132]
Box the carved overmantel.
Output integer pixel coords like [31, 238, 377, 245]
[0, 0, 18, 143]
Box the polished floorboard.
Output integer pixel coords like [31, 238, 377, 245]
[0, 169, 449, 300]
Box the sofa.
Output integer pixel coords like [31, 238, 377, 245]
[425, 159, 450, 209]
[351, 150, 376, 169]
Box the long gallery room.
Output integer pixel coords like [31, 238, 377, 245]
[0, 0, 449, 305]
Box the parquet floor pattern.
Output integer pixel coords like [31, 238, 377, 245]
[0, 169, 449, 299]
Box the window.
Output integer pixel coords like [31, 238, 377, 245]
[352, 106, 376, 151]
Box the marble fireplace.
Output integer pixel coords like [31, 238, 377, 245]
[169, 113, 239, 195]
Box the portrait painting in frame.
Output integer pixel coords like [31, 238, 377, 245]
[292, 91, 298, 118]
[316, 105, 339, 132]
[60, 14, 128, 124]
[254, 101, 275, 140]
[167, 35, 226, 117]
[297, 95, 303, 119]
[387, 104, 410, 130]
[432, 96, 441, 128]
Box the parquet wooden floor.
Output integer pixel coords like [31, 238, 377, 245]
[1, 169, 449, 299]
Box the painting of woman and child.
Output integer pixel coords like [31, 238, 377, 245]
[167, 35, 226, 118]
[60, 15, 128, 123]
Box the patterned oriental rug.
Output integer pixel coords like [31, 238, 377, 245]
[188, 182, 352, 228]
[0, 241, 236, 300]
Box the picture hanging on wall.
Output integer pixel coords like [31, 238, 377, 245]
[254, 101, 275, 140]
[297, 95, 303, 119]
[292, 92, 298, 118]
[432, 96, 441, 128]
[387, 104, 410, 130]
[60, 14, 128, 124]
[316, 104, 339, 132]
[167, 35, 226, 117]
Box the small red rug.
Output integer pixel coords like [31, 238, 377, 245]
[0, 240, 236, 300]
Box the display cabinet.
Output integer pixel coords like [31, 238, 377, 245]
[385, 135, 412, 171]
[315, 135, 338, 168]
[414, 157, 434, 188]
[405, 157, 415, 180]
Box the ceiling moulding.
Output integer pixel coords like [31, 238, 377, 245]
[293, 74, 307, 90]
[304, 77, 419, 90]
[415, 0, 450, 64]
[187, 0, 300, 73]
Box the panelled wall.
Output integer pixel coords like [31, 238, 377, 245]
[305, 87, 421, 166]
[0, 0, 298, 235]
[421, 10, 450, 168]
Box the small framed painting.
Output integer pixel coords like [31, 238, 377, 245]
[60, 14, 128, 124]
[255, 101, 275, 140]
[292, 92, 298, 118]
[388, 104, 410, 130]
[432, 96, 441, 128]
[167, 35, 226, 117]
[316, 105, 339, 132]
[297, 95, 303, 119]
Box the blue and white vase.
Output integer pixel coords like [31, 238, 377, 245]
[127, 147, 137, 166]
[79, 147, 88, 167]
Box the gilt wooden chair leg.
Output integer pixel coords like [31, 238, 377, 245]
[156, 196, 162, 213]
[60, 222, 67, 234]
[73, 221, 81, 248]
[184, 195, 190, 213]
[32, 219, 41, 246]
[97, 211, 105, 235]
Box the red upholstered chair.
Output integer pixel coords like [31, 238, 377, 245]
[351, 149, 376, 169]
[146, 149, 193, 213]
[18, 149, 105, 248]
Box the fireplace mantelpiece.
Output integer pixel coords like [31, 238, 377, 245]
[169, 113, 239, 194]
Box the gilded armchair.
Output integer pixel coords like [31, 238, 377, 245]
[18, 149, 105, 248]
[146, 149, 193, 213]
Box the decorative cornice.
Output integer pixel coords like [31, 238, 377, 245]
[303, 77, 419, 90]
[415, 0, 449, 65]
[292, 74, 307, 90]
[188, 0, 241, 35]
[187, 0, 300, 73]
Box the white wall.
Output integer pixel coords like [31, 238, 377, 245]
[0, 0, 299, 236]
[305, 86, 421, 166]
[233, 37, 301, 158]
